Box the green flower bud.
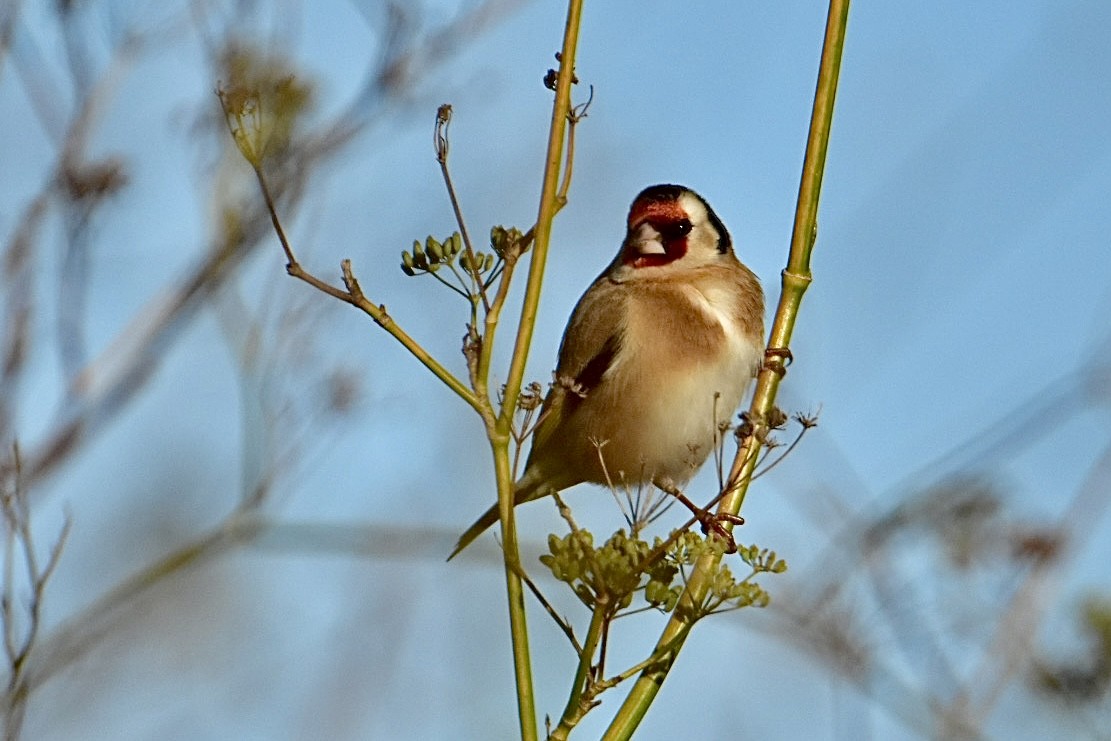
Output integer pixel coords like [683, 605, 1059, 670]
[412, 241, 428, 270]
[427, 238, 444, 262]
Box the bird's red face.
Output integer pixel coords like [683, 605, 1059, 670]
[622, 195, 693, 269]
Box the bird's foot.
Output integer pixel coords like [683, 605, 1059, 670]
[695, 511, 743, 554]
[653, 478, 742, 554]
[762, 346, 793, 377]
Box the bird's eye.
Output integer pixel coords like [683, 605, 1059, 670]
[664, 219, 692, 239]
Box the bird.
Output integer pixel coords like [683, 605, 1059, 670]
[449, 184, 765, 559]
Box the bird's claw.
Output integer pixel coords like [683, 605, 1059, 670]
[654, 477, 743, 554]
[762, 346, 793, 377]
[695, 511, 743, 554]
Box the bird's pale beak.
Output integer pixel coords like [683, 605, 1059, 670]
[628, 222, 665, 256]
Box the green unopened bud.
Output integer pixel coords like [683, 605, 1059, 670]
[425, 235, 441, 257]
[401, 250, 417, 275]
[490, 226, 506, 255]
[467, 252, 484, 275]
[484, 253, 495, 272]
[468, 251, 485, 275]
[427, 238, 444, 262]
[449, 232, 462, 257]
[412, 242, 428, 270]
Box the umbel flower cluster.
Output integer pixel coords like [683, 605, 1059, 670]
[542, 527, 787, 622]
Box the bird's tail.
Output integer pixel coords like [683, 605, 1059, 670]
[446, 504, 500, 561]
[447, 470, 551, 560]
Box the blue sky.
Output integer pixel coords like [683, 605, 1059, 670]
[3, 1, 1110, 738]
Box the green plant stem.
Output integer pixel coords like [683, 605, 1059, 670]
[491, 3, 584, 740]
[498, 0, 583, 434]
[337, 259, 482, 412]
[475, 98, 580, 400]
[438, 156, 489, 311]
[550, 601, 609, 740]
[600, 2, 849, 738]
[476, 252, 517, 411]
[490, 439, 537, 741]
[592, 630, 691, 694]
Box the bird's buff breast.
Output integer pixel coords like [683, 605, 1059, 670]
[587, 283, 762, 484]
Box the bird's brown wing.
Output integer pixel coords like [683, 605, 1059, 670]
[448, 279, 627, 560]
[528, 277, 624, 460]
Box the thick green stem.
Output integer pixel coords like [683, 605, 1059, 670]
[498, 0, 584, 434]
[492, 3, 584, 738]
[490, 439, 538, 741]
[600, 2, 849, 738]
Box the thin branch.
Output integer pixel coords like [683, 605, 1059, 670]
[749, 416, 816, 482]
[948, 437, 1111, 730]
[2, 444, 71, 741]
[601, 631, 690, 692]
[549, 600, 608, 740]
[239, 156, 481, 413]
[434, 104, 488, 310]
[555, 84, 592, 207]
[504, 554, 582, 654]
